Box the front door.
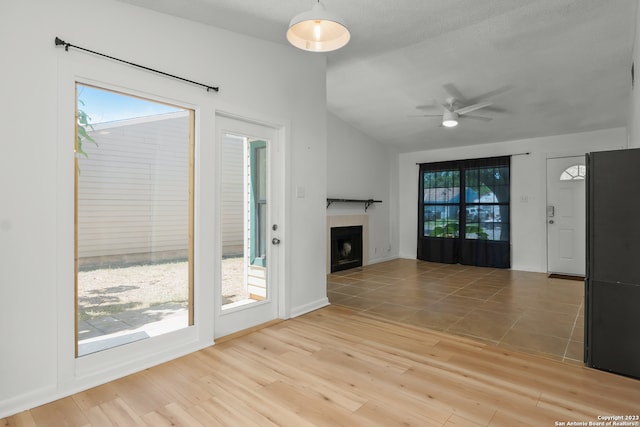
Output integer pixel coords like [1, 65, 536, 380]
[215, 114, 282, 338]
[547, 156, 586, 276]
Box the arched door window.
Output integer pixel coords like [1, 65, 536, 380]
[560, 164, 586, 181]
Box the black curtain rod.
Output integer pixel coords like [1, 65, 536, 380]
[415, 152, 530, 165]
[55, 37, 219, 93]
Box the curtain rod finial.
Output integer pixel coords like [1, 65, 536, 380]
[55, 37, 69, 51]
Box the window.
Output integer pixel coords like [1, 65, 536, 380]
[220, 133, 270, 309]
[464, 165, 510, 241]
[560, 164, 586, 181]
[75, 83, 194, 356]
[423, 169, 461, 238]
[250, 141, 267, 267]
[418, 156, 510, 268]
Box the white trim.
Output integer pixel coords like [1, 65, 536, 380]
[290, 297, 330, 318]
[0, 340, 209, 419]
[367, 255, 397, 265]
[213, 113, 289, 337]
[0, 385, 57, 420]
[51, 49, 216, 414]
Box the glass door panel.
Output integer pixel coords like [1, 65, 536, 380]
[464, 165, 510, 241]
[75, 83, 194, 357]
[221, 136, 269, 308]
[422, 169, 460, 238]
[216, 115, 280, 338]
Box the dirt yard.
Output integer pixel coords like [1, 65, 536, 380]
[77, 257, 246, 320]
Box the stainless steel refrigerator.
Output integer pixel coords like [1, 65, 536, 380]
[585, 148, 640, 379]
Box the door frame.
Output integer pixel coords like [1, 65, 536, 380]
[546, 154, 587, 276]
[214, 112, 288, 339]
[57, 52, 217, 390]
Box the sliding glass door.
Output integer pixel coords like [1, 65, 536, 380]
[418, 156, 510, 268]
[419, 165, 461, 264]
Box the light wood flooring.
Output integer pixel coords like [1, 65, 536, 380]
[3, 304, 639, 426]
[328, 259, 585, 363]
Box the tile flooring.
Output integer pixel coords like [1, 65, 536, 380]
[327, 258, 585, 364]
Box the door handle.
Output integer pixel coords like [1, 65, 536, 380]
[549, 220, 555, 224]
[272, 237, 281, 245]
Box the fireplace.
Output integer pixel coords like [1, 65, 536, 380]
[330, 225, 363, 273]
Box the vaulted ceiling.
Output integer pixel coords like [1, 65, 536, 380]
[117, 0, 637, 152]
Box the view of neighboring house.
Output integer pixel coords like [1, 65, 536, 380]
[78, 112, 246, 267]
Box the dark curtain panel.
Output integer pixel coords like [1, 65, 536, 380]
[417, 156, 511, 268]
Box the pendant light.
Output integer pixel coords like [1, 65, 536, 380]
[286, 0, 350, 53]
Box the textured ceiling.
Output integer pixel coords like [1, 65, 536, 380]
[116, 0, 638, 152]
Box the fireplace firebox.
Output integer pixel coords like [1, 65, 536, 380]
[330, 225, 363, 273]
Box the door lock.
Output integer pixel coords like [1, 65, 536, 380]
[272, 237, 281, 245]
[549, 220, 555, 224]
[547, 205, 555, 217]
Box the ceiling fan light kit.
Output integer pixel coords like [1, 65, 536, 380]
[442, 110, 459, 127]
[287, 1, 350, 52]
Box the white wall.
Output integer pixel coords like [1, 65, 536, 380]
[0, 0, 327, 417]
[398, 128, 627, 272]
[326, 112, 397, 266]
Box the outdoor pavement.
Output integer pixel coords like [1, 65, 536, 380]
[78, 302, 188, 356]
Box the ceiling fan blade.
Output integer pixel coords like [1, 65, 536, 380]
[462, 115, 492, 122]
[468, 84, 514, 104]
[415, 104, 438, 111]
[443, 83, 468, 103]
[454, 101, 493, 115]
[407, 114, 441, 118]
[479, 105, 507, 113]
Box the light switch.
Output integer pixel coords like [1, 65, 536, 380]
[296, 186, 305, 198]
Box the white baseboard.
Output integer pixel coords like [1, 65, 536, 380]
[0, 384, 57, 419]
[0, 340, 210, 420]
[367, 254, 398, 265]
[290, 297, 330, 318]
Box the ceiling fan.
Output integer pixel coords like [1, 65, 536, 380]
[410, 84, 511, 128]
[412, 97, 493, 128]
